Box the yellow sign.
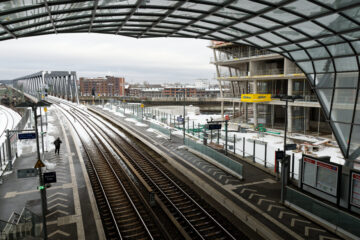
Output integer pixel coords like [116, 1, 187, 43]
[34, 159, 45, 168]
[140, 104, 144, 108]
[44, 107, 47, 113]
[122, 100, 126, 103]
[241, 94, 272, 103]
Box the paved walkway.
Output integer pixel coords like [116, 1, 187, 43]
[94, 106, 342, 240]
[0, 106, 104, 240]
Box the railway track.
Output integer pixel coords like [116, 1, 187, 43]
[55, 102, 164, 240]
[52, 98, 246, 239]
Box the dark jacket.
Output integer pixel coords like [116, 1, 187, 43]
[54, 139, 62, 147]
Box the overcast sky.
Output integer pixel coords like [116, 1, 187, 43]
[0, 33, 216, 84]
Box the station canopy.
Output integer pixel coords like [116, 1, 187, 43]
[1, 0, 360, 161]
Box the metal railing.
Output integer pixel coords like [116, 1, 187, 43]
[0, 208, 42, 239]
[0, 109, 31, 175]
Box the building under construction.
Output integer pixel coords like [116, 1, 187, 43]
[210, 41, 331, 135]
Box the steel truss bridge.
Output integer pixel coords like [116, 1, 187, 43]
[12, 71, 79, 103]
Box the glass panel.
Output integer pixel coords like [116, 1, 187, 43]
[319, 36, 345, 45]
[284, 0, 328, 17]
[336, 72, 358, 88]
[247, 17, 280, 28]
[354, 90, 360, 124]
[211, 31, 234, 41]
[320, 0, 359, 9]
[218, 7, 248, 19]
[316, 89, 333, 116]
[314, 59, 334, 73]
[289, 50, 309, 61]
[331, 89, 356, 122]
[293, 21, 329, 36]
[275, 27, 306, 41]
[349, 125, 360, 158]
[343, 7, 360, 23]
[233, 22, 261, 33]
[316, 14, 358, 32]
[316, 73, 335, 88]
[299, 40, 321, 48]
[195, 21, 221, 29]
[182, 2, 216, 11]
[307, 74, 315, 85]
[328, 43, 354, 57]
[264, 9, 300, 23]
[298, 61, 314, 73]
[221, 27, 245, 37]
[230, 0, 268, 12]
[307, 47, 330, 59]
[258, 32, 286, 44]
[335, 57, 358, 72]
[247, 36, 271, 47]
[203, 15, 233, 24]
[351, 41, 360, 54]
[330, 121, 351, 154]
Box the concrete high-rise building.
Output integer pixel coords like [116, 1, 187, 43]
[210, 41, 331, 135]
[79, 76, 125, 97]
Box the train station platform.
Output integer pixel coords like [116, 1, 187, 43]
[0, 106, 105, 239]
[91, 105, 344, 240]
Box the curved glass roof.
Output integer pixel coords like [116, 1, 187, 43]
[1, 0, 360, 161]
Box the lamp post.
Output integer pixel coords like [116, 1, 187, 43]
[183, 87, 186, 144]
[15, 100, 51, 240]
[272, 95, 303, 203]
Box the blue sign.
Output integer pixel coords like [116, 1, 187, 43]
[177, 117, 184, 123]
[18, 132, 36, 140]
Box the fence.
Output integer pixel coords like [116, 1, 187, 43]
[286, 187, 360, 238]
[185, 138, 243, 178]
[0, 208, 43, 239]
[0, 109, 31, 174]
[110, 102, 300, 180]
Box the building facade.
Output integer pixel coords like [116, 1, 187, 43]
[211, 41, 331, 135]
[80, 76, 125, 97]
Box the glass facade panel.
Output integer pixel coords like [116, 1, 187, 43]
[336, 72, 358, 88]
[349, 125, 360, 158]
[289, 50, 309, 61]
[316, 14, 358, 32]
[314, 60, 334, 73]
[297, 61, 314, 73]
[307, 47, 330, 59]
[264, 9, 300, 23]
[328, 43, 354, 57]
[335, 57, 358, 72]
[293, 21, 329, 37]
[331, 89, 356, 123]
[316, 89, 333, 116]
[316, 73, 335, 88]
[355, 90, 360, 124]
[331, 121, 351, 154]
[284, 0, 328, 17]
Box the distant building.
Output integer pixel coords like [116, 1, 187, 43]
[80, 76, 125, 96]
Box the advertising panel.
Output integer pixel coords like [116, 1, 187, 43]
[301, 155, 340, 198]
[350, 171, 360, 208]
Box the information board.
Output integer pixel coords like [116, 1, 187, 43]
[316, 161, 338, 196]
[303, 157, 316, 187]
[350, 172, 360, 208]
[301, 155, 340, 197]
[18, 132, 36, 140]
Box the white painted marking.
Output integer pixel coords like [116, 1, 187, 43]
[248, 193, 266, 199]
[305, 226, 325, 236]
[48, 203, 68, 210]
[48, 197, 69, 204]
[319, 235, 340, 240]
[48, 230, 70, 238]
[240, 188, 257, 194]
[46, 209, 69, 218]
[291, 218, 311, 227]
[278, 211, 297, 219]
[267, 204, 285, 212]
[57, 109, 85, 240]
[257, 198, 275, 205]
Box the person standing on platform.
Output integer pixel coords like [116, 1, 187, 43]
[54, 137, 62, 155]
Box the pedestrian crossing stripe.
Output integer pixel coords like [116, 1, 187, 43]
[34, 159, 45, 168]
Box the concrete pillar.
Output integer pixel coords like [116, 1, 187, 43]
[305, 107, 310, 131]
[288, 78, 293, 134]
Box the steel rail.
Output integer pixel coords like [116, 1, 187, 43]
[55, 101, 154, 240]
